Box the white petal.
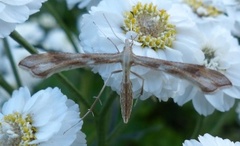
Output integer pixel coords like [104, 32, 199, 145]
[182, 139, 201, 146]
[71, 131, 87, 146]
[24, 88, 67, 126]
[198, 134, 218, 146]
[37, 99, 82, 145]
[173, 85, 196, 106]
[225, 63, 240, 86]
[192, 92, 215, 116]
[205, 93, 235, 112]
[31, 121, 63, 144]
[223, 87, 240, 99]
[0, 3, 5, 12]
[0, 5, 29, 23]
[0, 0, 33, 5]
[164, 46, 183, 62]
[27, 0, 47, 14]
[198, 134, 236, 146]
[66, 0, 80, 9]
[2, 87, 31, 114]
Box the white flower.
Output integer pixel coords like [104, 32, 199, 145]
[174, 23, 240, 116]
[0, 0, 47, 38]
[178, 0, 228, 18]
[80, 0, 203, 101]
[177, 0, 237, 37]
[0, 87, 86, 146]
[66, 0, 100, 10]
[182, 0, 240, 37]
[183, 133, 240, 146]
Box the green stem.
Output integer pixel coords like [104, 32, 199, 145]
[56, 74, 90, 109]
[3, 38, 22, 88]
[10, 31, 38, 54]
[97, 91, 117, 146]
[45, 2, 79, 53]
[191, 115, 204, 138]
[0, 75, 15, 95]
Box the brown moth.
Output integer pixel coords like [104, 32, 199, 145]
[19, 39, 232, 123]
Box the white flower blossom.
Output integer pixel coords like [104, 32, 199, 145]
[177, 0, 228, 18]
[174, 23, 240, 116]
[0, 87, 86, 146]
[183, 133, 240, 146]
[176, 0, 239, 37]
[80, 0, 203, 101]
[0, 0, 47, 38]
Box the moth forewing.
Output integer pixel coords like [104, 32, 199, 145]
[19, 52, 121, 78]
[133, 55, 232, 93]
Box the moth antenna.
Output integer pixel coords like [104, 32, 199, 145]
[102, 13, 122, 42]
[92, 21, 120, 53]
[126, 30, 139, 48]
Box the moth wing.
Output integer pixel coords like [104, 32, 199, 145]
[134, 56, 231, 93]
[19, 52, 120, 78]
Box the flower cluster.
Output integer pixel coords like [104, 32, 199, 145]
[79, 0, 240, 115]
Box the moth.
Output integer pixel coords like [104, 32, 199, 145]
[19, 39, 232, 123]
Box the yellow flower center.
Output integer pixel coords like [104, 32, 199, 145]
[122, 2, 176, 50]
[0, 112, 37, 146]
[184, 0, 222, 17]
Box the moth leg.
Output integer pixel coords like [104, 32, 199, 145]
[64, 70, 123, 133]
[81, 70, 123, 120]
